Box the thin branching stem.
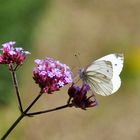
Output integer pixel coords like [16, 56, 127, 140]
[1, 114, 24, 140]
[1, 91, 70, 140]
[1, 92, 43, 140]
[24, 92, 43, 113]
[13, 64, 21, 71]
[27, 104, 72, 116]
[9, 64, 23, 112]
[67, 97, 72, 105]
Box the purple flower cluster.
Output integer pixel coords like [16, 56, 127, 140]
[68, 84, 97, 110]
[33, 57, 73, 93]
[0, 41, 30, 65]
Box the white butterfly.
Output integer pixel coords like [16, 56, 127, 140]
[79, 54, 124, 96]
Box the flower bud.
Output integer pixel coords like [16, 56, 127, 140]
[68, 83, 98, 110]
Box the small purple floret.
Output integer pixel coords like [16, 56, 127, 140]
[33, 57, 73, 93]
[0, 41, 30, 65]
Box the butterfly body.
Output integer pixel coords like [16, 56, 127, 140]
[79, 54, 124, 96]
[79, 68, 88, 82]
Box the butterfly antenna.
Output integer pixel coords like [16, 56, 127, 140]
[73, 53, 83, 84]
[74, 53, 82, 68]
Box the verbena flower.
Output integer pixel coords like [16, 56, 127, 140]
[68, 83, 97, 110]
[0, 41, 30, 65]
[33, 57, 73, 93]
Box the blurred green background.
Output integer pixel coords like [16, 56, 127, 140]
[0, 0, 140, 140]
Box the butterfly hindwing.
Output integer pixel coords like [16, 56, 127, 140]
[86, 61, 113, 79]
[87, 77, 113, 96]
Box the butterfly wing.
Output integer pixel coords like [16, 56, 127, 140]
[96, 53, 124, 93]
[96, 54, 124, 76]
[86, 60, 113, 96]
[84, 53, 124, 96]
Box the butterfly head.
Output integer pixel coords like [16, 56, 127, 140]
[78, 68, 88, 82]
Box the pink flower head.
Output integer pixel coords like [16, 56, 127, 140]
[0, 41, 30, 65]
[33, 57, 73, 93]
[68, 83, 98, 110]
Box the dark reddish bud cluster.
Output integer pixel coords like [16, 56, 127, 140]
[68, 84, 98, 110]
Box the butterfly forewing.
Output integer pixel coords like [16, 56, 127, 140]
[86, 61, 113, 79]
[96, 53, 124, 76]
